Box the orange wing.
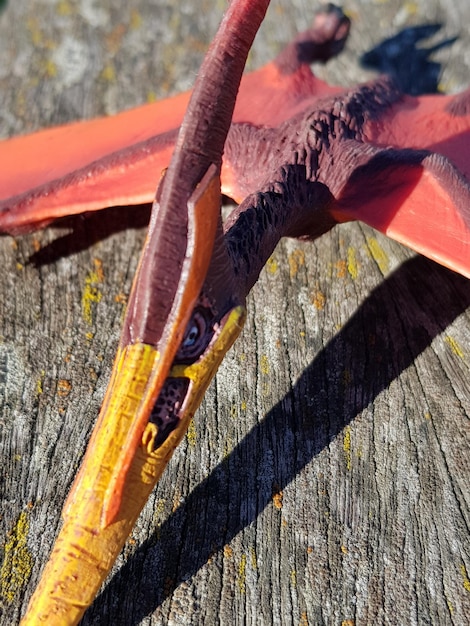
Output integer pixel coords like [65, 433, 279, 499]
[0, 50, 340, 234]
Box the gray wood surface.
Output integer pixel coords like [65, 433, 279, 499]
[1, 1, 469, 624]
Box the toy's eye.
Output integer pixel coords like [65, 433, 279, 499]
[183, 318, 203, 347]
[177, 308, 212, 362]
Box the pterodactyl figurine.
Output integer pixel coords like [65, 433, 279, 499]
[0, 1, 469, 624]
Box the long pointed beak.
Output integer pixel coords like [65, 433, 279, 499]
[21, 303, 245, 625]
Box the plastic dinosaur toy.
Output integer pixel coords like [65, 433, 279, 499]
[0, 1, 468, 624]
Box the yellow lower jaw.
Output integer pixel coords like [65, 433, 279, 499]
[20, 306, 246, 626]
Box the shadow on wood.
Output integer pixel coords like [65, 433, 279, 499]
[84, 254, 470, 626]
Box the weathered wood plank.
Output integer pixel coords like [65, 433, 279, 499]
[0, 1, 469, 625]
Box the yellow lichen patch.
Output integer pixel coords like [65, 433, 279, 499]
[186, 418, 197, 448]
[56, 0, 73, 16]
[341, 620, 355, 626]
[250, 546, 257, 570]
[445, 335, 465, 360]
[290, 569, 297, 587]
[27, 17, 44, 47]
[343, 426, 351, 471]
[82, 259, 104, 325]
[341, 544, 348, 554]
[172, 490, 181, 513]
[266, 256, 279, 274]
[366, 237, 389, 274]
[101, 63, 116, 83]
[461, 563, 470, 592]
[42, 59, 57, 77]
[311, 290, 325, 310]
[336, 259, 347, 278]
[130, 8, 142, 30]
[260, 354, 270, 375]
[0, 511, 34, 604]
[36, 370, 45, 395]
[288, 249, 305, 278]
[241, 400, 247, 411]
[347, 247, 358, 279]
[238, 553, 247, 594]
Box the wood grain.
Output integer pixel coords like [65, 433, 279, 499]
[0, 1, 469, 625]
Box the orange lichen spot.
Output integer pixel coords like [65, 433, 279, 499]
[341, 544, 348, 554]
[260, 354, 270, 375]
[445, 335, 465, 359]
[31, 237, 41, 253]
[299, 611, 309, 626]
[238, 554, 247, 594]
[106, 23, 126, 53]
[347, 246, 358, 279]
[163, 576, 175, 597]
[341, 620, 355, 626]
[311, 289, 325, 310]
[82, 259, 104, 325]
[224, 545, 233, 559]
[186, 418, 197, 448]
[0, 512, 34, 604]
[272, 488, 283, 510]
[57, 379, 72, 397]
[343, 426, 351, 471]
[114, 291, 127, 305]
[366, 237, 389, 275]
[306, 546, 313, 554]
[288, 249, 305, 278]
[336, 259, 347, 278]
[266, 256, 279, 274]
